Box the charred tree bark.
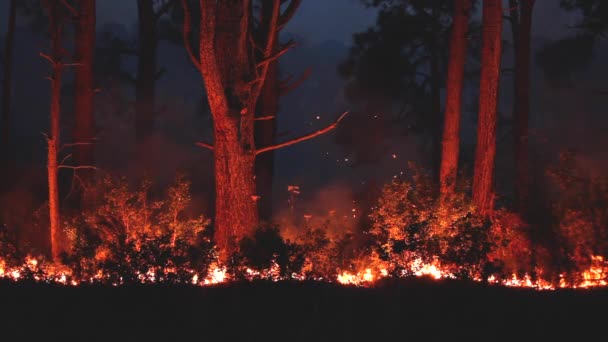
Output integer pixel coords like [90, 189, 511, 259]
[510, 0, 535, 213]
[439, 0, 471, 202]
[73, 0, 96, 205]
[473, 0, 503, 216]
[135, 0, 158, 143]
[43, 1, 65, 263]
[1, 0, 17, 152]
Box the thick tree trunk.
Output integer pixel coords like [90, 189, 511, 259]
[1, 0, 17, 152]
[439, 0, 471, 202]
[197, 0, 259, 259]
[135, 0, 157, 143]
[73, 0, 96, 205]
[473, 0, 502, 216]
[214, 124, 258, 258]
[512, 0, 534, 213]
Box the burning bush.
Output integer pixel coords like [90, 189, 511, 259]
[60, 174, 215, 284]
[369, 164, 531, 281]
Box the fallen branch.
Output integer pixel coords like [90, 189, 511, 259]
[256, 111, 349, 155]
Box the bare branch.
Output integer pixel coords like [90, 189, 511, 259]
[256, 112, 349, 156]
[58, 165, 98, 170]
[280, 67, 312, 95]
[255, 116, 275, 121]
[278, 0, 302, 31]
[180, 0, 202, 73]
[59, 153, 72, 166]
[60, 0, 77, 17]
[154, 0, 177, 22]
[257, 40, 296, 68]
[39, 52, 55, 65]
[196, 141, 214, 150]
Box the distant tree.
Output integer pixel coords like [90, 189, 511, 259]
[340, 0, 460, 177]
[507, 0, 535, 213]
[472, 0, 503, 216]
[1, 0, 17, 153]
[134, 0, 177, 143]
[439, 0, 472, 203]
[536, 0, 607, 87]
[181, 0, 348, 260]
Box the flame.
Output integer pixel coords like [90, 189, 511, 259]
[0, 254, 607, 290]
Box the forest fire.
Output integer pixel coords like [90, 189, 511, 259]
[1, 251, 607, 290]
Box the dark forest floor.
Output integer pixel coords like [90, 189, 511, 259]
[0, 277, 606, 342]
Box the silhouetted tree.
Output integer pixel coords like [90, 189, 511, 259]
[1, 0, 17, 153]
[507, 0, 535, 213]
[472, 0, 503, 216]
[340, 0, 457, 176]
[537, 0, 607, 87]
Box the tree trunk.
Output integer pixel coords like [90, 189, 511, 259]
[439, 0, 471, 202]
[197, 0, 259, 259]
[473, 0, 502, 216]
[1, 0, 17, 152]
[135, 0, 157, 143]
[512, 0, 534, 213]
[73, 0, 96, 206]
[45, 1, 64, 263]
[214, 125, 258, 258]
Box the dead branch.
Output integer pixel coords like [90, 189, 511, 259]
[60, 0, 77, 17]
[257, 40, 295, 68]
[180, 0, 202, 73]
[196, 141, 214, 150]
[280, 67, 312, 95]
[255, 116, 275, 121]
[39, 52, 56, 65]
[278, 0, 302, 31]
[154, 0, 177, 21]
[256, 111, 349, 155]
[59, 153, 72, 166]
[58, 165, 98, 170]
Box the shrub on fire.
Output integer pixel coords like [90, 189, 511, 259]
[369, 164, 531, 281]
[62, 174, 215, 284]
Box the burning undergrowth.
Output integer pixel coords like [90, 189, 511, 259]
[1, 162, 607, 290]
